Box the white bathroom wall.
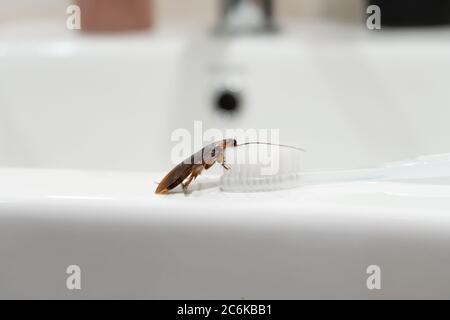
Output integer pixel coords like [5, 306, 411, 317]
[0, 0, 364, 26]
[0, 0, 68, 20]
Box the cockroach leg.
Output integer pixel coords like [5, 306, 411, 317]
[218, 154, 231, 170]
[181, 165, 204, 193]
[221, 163, 231, 170]
[181, 176, 194, 196]
[204, 163, 214, 170]
[181, 174, 195, 190]
[181, 183, 190, 195]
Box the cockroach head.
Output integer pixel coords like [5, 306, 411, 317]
[224, 138, 237, 148]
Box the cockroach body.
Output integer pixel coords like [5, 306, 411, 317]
[155, 139, 237, 194]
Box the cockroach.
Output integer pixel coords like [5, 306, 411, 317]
[155, 139, 304, 195]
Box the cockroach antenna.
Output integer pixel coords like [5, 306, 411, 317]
[236, 142, 306, 152]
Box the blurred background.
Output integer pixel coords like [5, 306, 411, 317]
[1, 0, 450, 172]
[0, 0, 364, 27]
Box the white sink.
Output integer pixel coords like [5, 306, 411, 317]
[1, 168, 450, 299]
[1, 20, 450, 299]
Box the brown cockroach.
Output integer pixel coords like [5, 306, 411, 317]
[155, 139, 304, 195]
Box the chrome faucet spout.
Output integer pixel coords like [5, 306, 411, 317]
[217, 0, 275, 34]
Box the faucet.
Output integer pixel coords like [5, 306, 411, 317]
[217, 0, 275, 34]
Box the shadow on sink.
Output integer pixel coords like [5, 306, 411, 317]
[160, 176, 221, 196]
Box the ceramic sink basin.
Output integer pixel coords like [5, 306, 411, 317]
[1, 168, 450, 299]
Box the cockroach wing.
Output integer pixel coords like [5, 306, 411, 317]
[155, 163, 195, 194]
[155, 146, 208, 194]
